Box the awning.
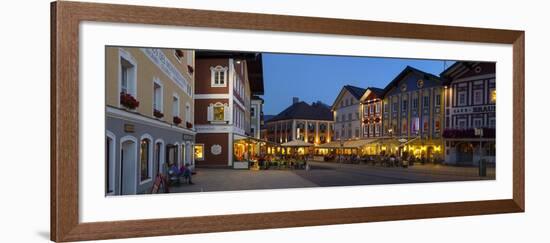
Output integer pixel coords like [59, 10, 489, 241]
[280, 140, 314, 147]
[344, 139, 379, 148]
[316, 141, 346, 149]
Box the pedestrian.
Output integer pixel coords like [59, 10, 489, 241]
[182, 163, 193, 184]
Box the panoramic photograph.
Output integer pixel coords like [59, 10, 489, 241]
[105, 46, 496, 196]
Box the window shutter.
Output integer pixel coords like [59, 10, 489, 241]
[224, 105, 231, 122]
[207, 105, 213, 121]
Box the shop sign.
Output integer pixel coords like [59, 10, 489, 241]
[124, 124, 135, 133]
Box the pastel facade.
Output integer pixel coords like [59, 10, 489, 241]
[105, 47, 195, 195]
[381, 66, 445, 158]
[331, 85, 366, 141]
[441, 62, 496, 165]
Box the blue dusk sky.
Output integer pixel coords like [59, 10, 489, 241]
[262, 53, 454, 115]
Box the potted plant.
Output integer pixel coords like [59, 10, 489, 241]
[153, 109, 164, 118]
[186, 122, 193, 129]
[173, 116, 182, 125]
[187, 65, 194, 74]
[120, 92, 140, 109]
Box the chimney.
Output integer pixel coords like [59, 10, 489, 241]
[292, 97, 299, 104]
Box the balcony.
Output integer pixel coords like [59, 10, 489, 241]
[442, 128, 495, 139]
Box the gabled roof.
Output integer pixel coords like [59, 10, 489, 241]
[344, 85, 367, 100]
[382, 66, 441, 96]
[359, 87, 385, 102]
[268, 101, 333, 122]
[330, 85, 366, 111]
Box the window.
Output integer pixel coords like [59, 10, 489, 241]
[402, 100, 408, 111]
[375, 103, 380, 113]
[412, 97, 418, 109]
[105, 134, 115, 194]
[423, 96, 430, 107]
[140, 138, 151, 182]
[411, 117, 420, 134]
[251, 127, 255, 135]
[355, 128, 360, 138]
[490, 89, 496, 103]
[208, 103, 229, 122]
[375, 124, 380, 135]
[356, 112, 360, 120]
[153, 80, 163, 113]
[458, 92, 467, 106]
[172, 95, 179, 117]
[181, 144, 187, 165]
[120, 56, 136, 97]
[474, 118, 483, 128]
[185, 103, 191, 123]
[384, 102, 389, 113]
[474, 90, 483, 105]
[458, 119, 467, 128]
[489, 117, 496, 127]
[251, 106, 255, 117]
[214, 106, 225, 121]
[392, 101, 398, 112]
[435, 94, 441, 106]
[348, 113, 352, 121]
[194, 144, 204, 161]
[341, 114, 345, 122]
[370, 104, 374, 113]
[210, 66, 228, 87]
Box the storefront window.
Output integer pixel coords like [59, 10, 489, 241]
[194, 144, 204, 160]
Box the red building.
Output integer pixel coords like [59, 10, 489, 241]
[193, 52, 264, 167]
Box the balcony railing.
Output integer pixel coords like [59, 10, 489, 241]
[442, 128, 495, 139]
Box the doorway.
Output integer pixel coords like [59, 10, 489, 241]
[120, 138, 137, 195]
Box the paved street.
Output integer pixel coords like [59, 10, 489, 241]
[169, 161, 495, 193]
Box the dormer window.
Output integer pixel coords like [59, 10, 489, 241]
[210, 66, 228, 87]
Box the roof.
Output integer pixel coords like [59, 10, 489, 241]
[281, 140, 314, 147]
[343, 85, 367, 100]
[331, 85, 367, 111]
[268, 101, 333, 122]
[195, 51, 264, 95]
[360, 87, 385, 102]
[382, 66, 441, 96]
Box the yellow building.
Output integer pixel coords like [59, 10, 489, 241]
[105, 47, 195, 195]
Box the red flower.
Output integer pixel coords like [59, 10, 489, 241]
[120, 92, 139, 109]
[187, 65, 194, 74]
[186, 122, 193, 129]
[175, 49, 184, 57]
[173, 116, 182, 125]
[153, 109, 164, 118]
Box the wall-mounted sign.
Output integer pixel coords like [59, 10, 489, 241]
[452, 105, 495, 114]
[211, 144, 222, 155]
[124, 124, 135, 133]
[182, 134, 194, 140]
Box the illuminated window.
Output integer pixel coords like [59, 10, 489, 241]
[490, 89, 496, 103]
[214, 106, 224, 121]
[474, 89, 483, 105]
[207, 103, 228, 122]
[194, 144, 204, 161]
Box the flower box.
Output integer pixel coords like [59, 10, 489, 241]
[187, 65, 194, 74]
[153, 109, 164, 118]
[175, 49, 184, 58]
[186, 122, 193, 129]
[120, 92, 139, 109]
[173, 116, 182, 125]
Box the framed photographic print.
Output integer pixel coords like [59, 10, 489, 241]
[51, 1, 524, 242]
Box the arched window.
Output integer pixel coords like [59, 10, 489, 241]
[140, 137, 153, 182]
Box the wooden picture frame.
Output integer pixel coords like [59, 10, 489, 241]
[51, 1, 524, 242]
